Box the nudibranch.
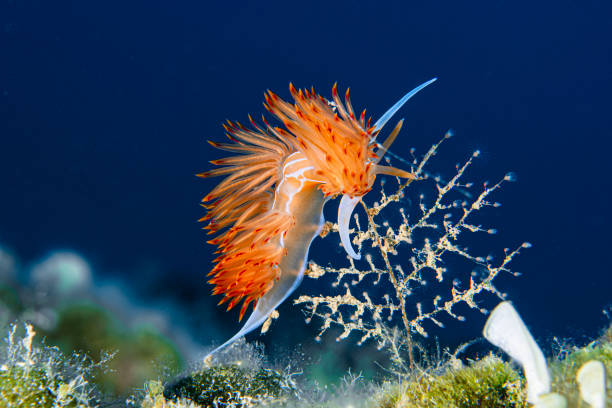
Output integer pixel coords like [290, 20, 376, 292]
[200, 78, 437, 354]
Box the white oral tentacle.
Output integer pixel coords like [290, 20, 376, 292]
[338, 195, 362, 260]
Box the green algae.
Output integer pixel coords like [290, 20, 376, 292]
[0, 323, 100, 408]
[0, 366, 58, 407]
[374, 355, 526, 408]
[3, 318, 610, 408]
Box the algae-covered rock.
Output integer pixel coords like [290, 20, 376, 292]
[162, 364, 293, 407]
[1, 366, 57, 407]
[30, 252, 93, 297]
[0, 249, 188, 400]
[0, 323, 100, 408]
[0, 365, 98, 408]
[375, 355, 526, 408]
[136, 380, 199, 408]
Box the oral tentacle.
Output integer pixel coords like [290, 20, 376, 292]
[374, 164, 416, 179]
[338, 194, 362, 260]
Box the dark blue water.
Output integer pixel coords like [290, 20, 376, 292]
[1, 0, 610, 372]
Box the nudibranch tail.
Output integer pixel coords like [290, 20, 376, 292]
[201, 79, 437, 355]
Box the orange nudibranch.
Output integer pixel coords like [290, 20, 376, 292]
[200, 78, 437, 354]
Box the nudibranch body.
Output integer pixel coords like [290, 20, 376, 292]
[200, 79, 437, 354]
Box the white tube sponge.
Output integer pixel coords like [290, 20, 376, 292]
[576, 360, 606, 408]
[483, 301, 551, 404]
[534, 393, 567, 408]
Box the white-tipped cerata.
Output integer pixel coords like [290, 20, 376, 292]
[338, 195, 362, 260]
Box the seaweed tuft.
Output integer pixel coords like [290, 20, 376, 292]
[374, 354, 526, 408]
[0, 322, 104, 408]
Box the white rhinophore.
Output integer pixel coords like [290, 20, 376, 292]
[576, 360, 607, 408]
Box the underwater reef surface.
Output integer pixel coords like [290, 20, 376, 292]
[1, 318, 610, 407]
[0, 241, 610, 407]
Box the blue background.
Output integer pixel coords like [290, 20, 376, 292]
[1, 0, 610, 374]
